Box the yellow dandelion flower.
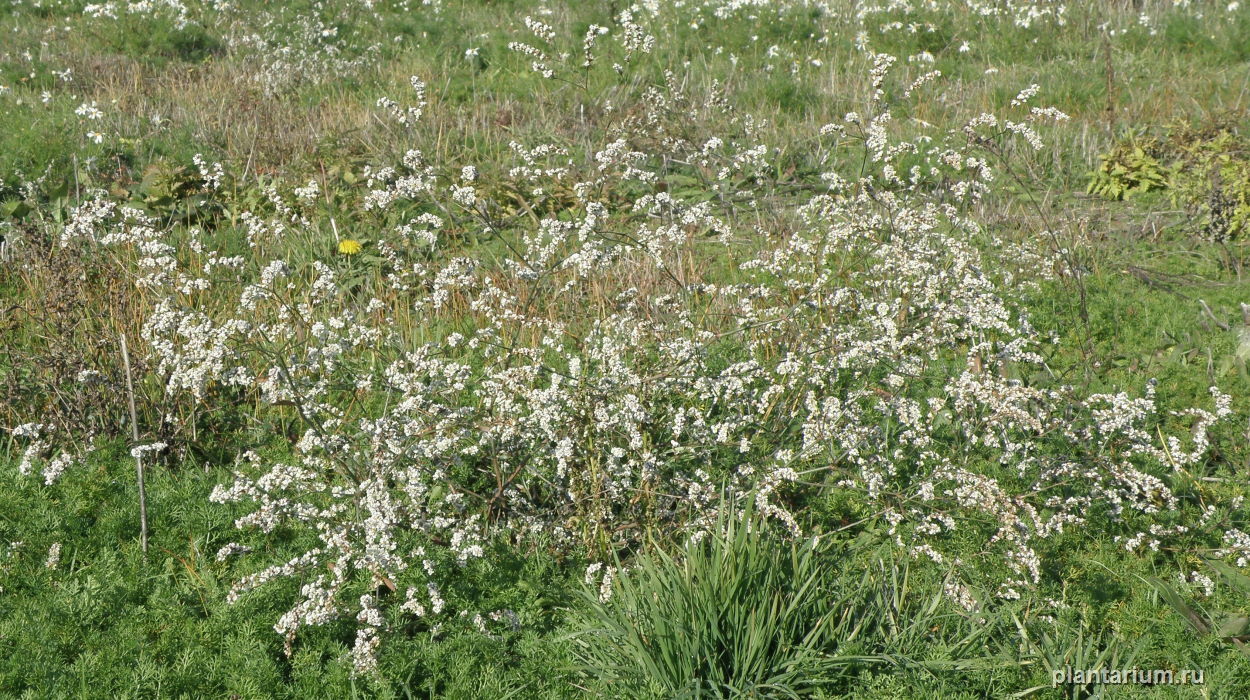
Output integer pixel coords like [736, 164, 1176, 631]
[338, 239, 363, 255]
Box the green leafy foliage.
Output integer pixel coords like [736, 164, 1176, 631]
[1085, 137, 1169, 201]
[1166, 124, 1250, 242]
[1089, 117, 1250, 242]
[1147, 560, 1250, 658]
[0, 443, 581, 697]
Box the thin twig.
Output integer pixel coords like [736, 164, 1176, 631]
[1197, 299, 1230, 331]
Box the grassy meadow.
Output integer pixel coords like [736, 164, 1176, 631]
[4, 0, 1250, 697]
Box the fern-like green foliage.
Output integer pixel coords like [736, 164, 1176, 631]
[1146, 559, 1250, 658]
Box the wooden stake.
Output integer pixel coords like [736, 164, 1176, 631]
[119, 332, 148, 555]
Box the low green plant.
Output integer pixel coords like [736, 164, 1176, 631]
[1086, 137, 1169, 201]
[1146, 559, 1250, 659]
[569, 499, 1021, 698]
[1167, 127, 1250, 243]
[1014, 617, 1146, 700]
[570, 499, 856, 697]
[1089, 117, 1250, 244]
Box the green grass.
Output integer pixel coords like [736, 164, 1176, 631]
[0, 441, 585, 697]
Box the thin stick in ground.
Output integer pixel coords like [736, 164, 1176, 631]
[119, 332, 148, 555]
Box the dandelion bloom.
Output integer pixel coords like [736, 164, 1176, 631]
[338, 239, 363, 255]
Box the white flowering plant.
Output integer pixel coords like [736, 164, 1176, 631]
[3, 0, 1250, 693]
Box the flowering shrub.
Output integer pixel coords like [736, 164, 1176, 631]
[4, 0, 1249, 680]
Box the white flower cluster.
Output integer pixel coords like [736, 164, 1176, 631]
[9, 423, 90, 486]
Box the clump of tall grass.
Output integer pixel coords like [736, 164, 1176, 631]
[571, 497, 1023, 697]
[572, 499, 855, 697]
